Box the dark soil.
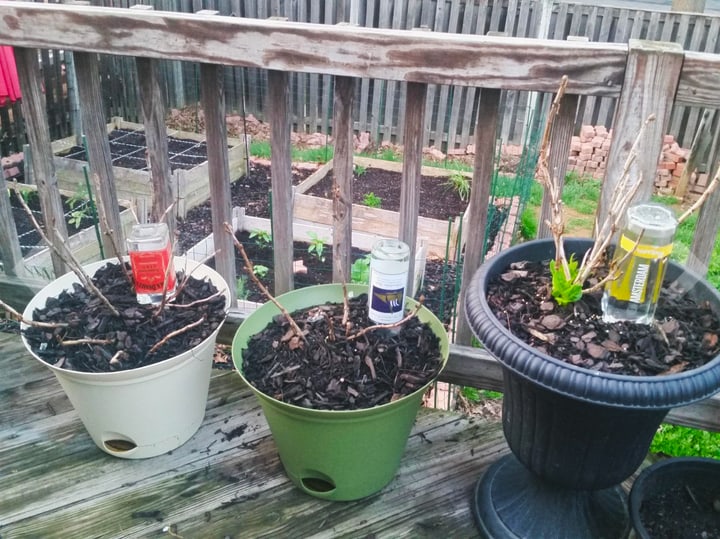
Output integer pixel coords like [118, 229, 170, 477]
[57, 128, 210, 171]
[639, 483, 720, 538]
[306, 167, 469, 221]
[175, 162, 314, 253]
[241, 293, 444, 410]
[487, 259, 720, 376]
[22, 262, 227, 372]
[10, 190, 99, 256]
[176, 165, 463, 327]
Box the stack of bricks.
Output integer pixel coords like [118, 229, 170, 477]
[567, 126, 692, 194]
[1, 152, 23, 182]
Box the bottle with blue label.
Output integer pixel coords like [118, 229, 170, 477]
[368, 239, 410, 325]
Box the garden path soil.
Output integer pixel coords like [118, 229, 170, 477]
[487, 260, 720, 376]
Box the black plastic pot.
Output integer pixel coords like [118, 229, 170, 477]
[629, 457, 720, 539]
[464, 238, 720, 539]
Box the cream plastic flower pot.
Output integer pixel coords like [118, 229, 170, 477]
[21, 257, 230, 459]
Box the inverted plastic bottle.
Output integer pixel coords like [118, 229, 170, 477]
[602, 203, 677, 324]
[127, 223, 176, 304]
[368, 239, 410, 325]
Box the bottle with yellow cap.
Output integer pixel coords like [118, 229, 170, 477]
[602, 203, 677, 324]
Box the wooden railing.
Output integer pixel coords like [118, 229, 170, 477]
[0, 1, 718, 432]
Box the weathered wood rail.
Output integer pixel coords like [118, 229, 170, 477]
[0, 8, 718, 534]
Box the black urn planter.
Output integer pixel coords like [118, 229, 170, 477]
[629, 457, 720, 538]
[464, 238, 720, 539]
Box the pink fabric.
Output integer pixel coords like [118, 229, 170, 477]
[0, 46, 21, 106]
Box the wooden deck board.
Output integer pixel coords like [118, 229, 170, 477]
[0, 332, 503, 538]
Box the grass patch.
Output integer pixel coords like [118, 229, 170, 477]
[651, 424, 720, 459]
[249, 140, 333, 163]
[562, 172, 601, 215]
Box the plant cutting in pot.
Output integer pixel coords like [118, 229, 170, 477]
[227, 226, 448, 501]
[3, 195, 230, 459]
[463, 77, 720, 538]
[628, 457, 720, 539]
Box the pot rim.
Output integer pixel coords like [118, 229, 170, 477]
[464, 237, 720, 408]
[21, 256, 231, 379]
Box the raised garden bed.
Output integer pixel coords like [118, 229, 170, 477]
[52, 117, 248, 218]
[293, 156, 517, 260]
[4, 185, 135, 279]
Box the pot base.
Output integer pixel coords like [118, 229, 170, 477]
[473, 455, 629, 539]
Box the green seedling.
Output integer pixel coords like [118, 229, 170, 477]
[350, 254, 372, 284]
[549, 254, 582, 306]
[307, 232, 327, 262]
[253, 264, 269, 279]
[236, 275, 250, 300]
[354, 164, 367, 177]
[444, 173, 471, 201]
[249, 229, 272, 248]
[362, 192, 382, 208]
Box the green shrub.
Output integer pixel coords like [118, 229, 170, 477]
[362, 192, 382, 208]
[444, 173, 471, 201]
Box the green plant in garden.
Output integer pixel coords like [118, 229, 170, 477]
[362, 192, 382, 208]
[249, 229, 272, 248]
[549, 254, 582, 306]
[460, 387, 502, 402]
[444, 173, 471, 201]
[307, 232, 327, 262]
[350, 254, 371, 284]
[252, 264, 269, 279]
[518, 207, 538, 241]
[250, 140, 272, 159]
[236, 275, 250, 300]
[354, 164, 367, 177]
[651, 424, 720, 459]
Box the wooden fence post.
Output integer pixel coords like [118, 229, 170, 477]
[14, 47, 68, 277]
[132, 5, 176, 242]
[268, 69, 294, 296]
[331, 76, 355, 283]
[74, 50, 125, 253]
[597, 40, 684, 229]
[399, 82, 427, 295]
[198, 9, 237, 302]
[0, 182, 23, 277]
[455, 89, 501, 346]
[537, 93, 580, 239]
[688, 176, 720, 276]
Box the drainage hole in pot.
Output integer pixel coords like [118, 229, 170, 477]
[301, 477, 336, 493]
[104, 439, 137, 452]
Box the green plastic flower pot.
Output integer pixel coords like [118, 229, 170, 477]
[232, 283, 448, 501]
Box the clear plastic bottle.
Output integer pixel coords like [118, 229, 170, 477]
[127, 223, 176, 304]
[368, 239, 410, 325]
[601, 203, 677, 324]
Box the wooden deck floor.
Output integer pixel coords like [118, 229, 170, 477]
[0, 331, 507, 538]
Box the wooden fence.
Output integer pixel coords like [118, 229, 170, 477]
[3, 0, 720, 161]
[1, 0, 719, 433]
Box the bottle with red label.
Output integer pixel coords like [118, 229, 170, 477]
[127, 223, 176, 304]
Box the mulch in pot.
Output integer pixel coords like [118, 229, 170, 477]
[241, 293, 444, 410]
[23, 262, 227, 372]
[486, 259, 720, 376]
